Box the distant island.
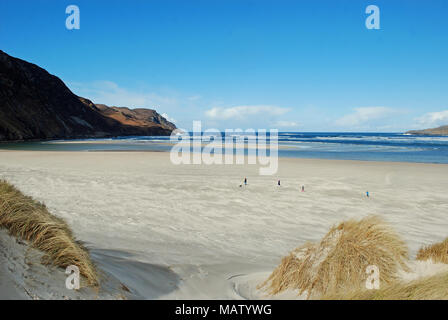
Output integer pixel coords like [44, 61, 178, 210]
[406, 125, 448, 136]
[0, 50, 176, 142]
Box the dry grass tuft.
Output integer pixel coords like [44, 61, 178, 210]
[416, 238, 448, 264]
[0, 180, 98, 287]
[322, 271, 448, 300]
[259, 215, 409, 298]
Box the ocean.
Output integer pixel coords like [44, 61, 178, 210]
[1, 132, 448, 164]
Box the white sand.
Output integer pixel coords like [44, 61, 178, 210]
[0, 150, 447, 299]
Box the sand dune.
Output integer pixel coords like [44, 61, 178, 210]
[0, 229, 131, 300]
[0, 150, 447, 299]
[260, 216, 410, 298]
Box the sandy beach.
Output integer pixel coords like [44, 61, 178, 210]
[0, 150, 447, 299]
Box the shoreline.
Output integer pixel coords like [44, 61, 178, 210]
[1, 148, 447, 167]
[1, 131, 447, 166]
[2, 131, 447, 145]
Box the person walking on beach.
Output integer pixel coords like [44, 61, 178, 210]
[278, 180, 281, 186]
[244, 177, 247, 186]
[301, 185, 305, 192]
[366, 191, 369, 198]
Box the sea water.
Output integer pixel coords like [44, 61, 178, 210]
[1, 132, 447, 164]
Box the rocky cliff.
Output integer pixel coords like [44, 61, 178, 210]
[406, 125, 448, 136]
[0, 50, 175, 141]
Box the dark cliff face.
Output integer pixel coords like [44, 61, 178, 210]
[0, 50, 176, 141]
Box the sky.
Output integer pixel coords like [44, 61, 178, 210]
[1, 0, 447, 132]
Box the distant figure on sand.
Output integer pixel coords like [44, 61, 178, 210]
[301, 185, 305, 192]
[244, 177, 247, 186]
[278, 180, 281, 186]
[366, 191, 369, 198]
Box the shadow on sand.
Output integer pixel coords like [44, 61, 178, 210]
[90, 248, 180, 299]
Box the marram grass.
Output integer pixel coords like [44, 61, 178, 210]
[0, 180, 98, 287]
[322, 271, 448, 300]
[259, 216, 409, 298]
[325, 236, 448, 300]
[416, 237, 448, 264]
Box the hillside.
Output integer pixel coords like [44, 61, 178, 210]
[406, 125, 448, 136]
[0, 50, 175, 141]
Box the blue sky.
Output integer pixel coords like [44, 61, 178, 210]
[1, 0, 447, 132]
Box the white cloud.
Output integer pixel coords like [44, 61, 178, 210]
[335, 107, 395, 128]
[67, 80, 177, 108]
[205, 105, 289, 121]
[187, 95, 202, 101]
[272, 120, 300, 128]
[415, 110, 448, 128]
[161, 113, 176, 123]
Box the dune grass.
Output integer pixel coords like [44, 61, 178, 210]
[0, 180, 98, 287]
[416, 237, 448, 264]
[322, 271, 448, 300]
[259, 216, 409, 298]
[325, 237, 448, 300]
